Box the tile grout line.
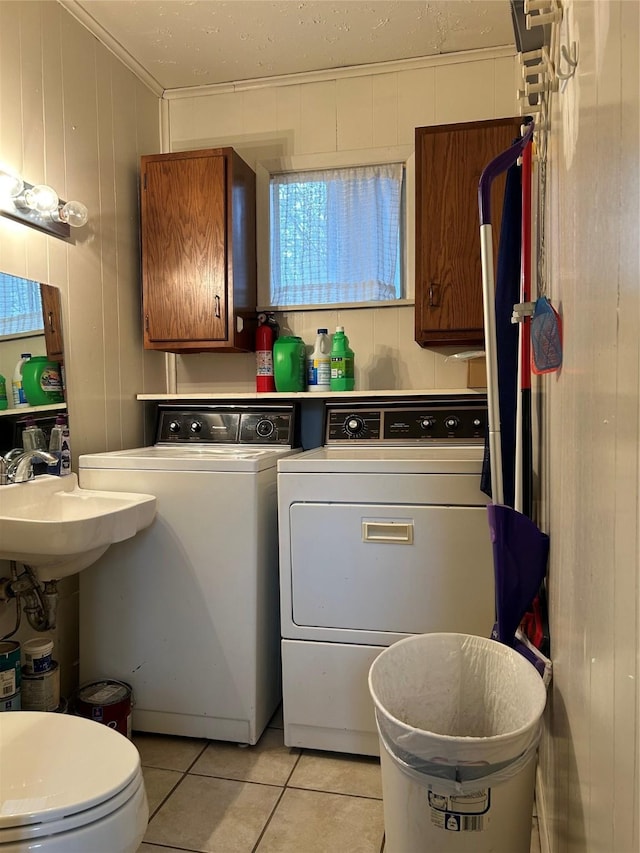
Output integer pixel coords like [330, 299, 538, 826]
[250, 749, 303, 852]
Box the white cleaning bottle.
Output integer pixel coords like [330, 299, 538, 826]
[59, 415, 71, 476]
[12, 353, 31, 408]
[47, 413, 67, 475]
[307, 329, 331, 392]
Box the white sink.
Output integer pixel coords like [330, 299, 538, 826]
[0, 474, 156, 580]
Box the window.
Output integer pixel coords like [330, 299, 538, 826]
[269, 163, 404, 307]
[0, 272, 44, 338]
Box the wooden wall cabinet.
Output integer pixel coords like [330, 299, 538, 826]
[40, 283, 64, 362]
[140, 147, 256, 353]
[415, 117, 522, 348]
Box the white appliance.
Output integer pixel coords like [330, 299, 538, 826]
[79, 404, 299, 745]
[277, 397, 495, 756]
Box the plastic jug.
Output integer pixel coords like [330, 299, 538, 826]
[12, 353, 31, 408]
[330, 326, 355, 391]
[307, 329, 331, 392]
[21, 356, 64, 405]
[0, 374, 7, 410]
[273, 336, 306, 392]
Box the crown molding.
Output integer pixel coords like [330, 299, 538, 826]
[58, 0, 165, 97]
[162, 45, 515, 100]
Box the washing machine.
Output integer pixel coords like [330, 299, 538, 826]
[277, 396, 495, 756]
[78, 404, 299, 745]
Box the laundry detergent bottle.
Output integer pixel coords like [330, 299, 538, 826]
[329, 326, 355, 391]
[22, 356, 64, 405]
[0, 374, 7, 410]
[273, 335, 306, 392]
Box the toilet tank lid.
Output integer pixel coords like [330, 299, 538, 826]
[0, 712, 140, 828]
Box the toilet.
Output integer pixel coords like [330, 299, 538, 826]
[0, 711, 148, 852]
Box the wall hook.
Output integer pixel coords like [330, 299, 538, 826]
[556, 41, 579, 80]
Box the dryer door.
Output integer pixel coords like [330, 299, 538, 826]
[289, 502, 494, 638]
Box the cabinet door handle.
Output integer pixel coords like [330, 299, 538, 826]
[214, 295, 221, 319]
[47, 311, 56, 333]
[428, 283, 439, 307]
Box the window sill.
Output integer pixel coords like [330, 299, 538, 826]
[256, 299, 415, 312]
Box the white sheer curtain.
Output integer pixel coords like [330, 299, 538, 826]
[270, 163, 403, 306]
[0, 273, 43, 337]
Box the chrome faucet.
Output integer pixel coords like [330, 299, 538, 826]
[6, 449, 58, 484]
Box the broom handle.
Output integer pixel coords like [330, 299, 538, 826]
[478, 119, 535, 507]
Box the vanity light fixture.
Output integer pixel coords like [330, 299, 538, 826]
[0, 164, 88, 240]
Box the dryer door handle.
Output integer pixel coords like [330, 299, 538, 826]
[361, 521, 414, 545]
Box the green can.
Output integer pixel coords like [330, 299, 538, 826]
[21, 356, 64, 405]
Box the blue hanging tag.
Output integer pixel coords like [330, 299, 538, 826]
[531, 297, 563, 374]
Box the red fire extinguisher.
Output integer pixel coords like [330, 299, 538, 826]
[256, 313, 277, 392]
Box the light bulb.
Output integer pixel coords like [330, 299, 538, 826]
[0, 164, 24, 199]
[23, 184, 59, 213]
[58, 200, 88, 228]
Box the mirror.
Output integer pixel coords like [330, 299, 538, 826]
[0, 272, 65, 408]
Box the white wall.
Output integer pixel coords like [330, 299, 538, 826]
[538, 1, 639, 850]
[166, 49, 518, 394]
[0, 0, 162, 694]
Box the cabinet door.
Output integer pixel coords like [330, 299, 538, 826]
[142, 154, 227, 346]
[40, 283, 64, 361]
[415, 117, 521, 348]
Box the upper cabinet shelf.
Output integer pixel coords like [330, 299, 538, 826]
[414, 117, 522, 348]
[140, 147, 257, 354]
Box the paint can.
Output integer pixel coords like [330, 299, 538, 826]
[74, 680, 133, 739]
[22, 638, 54, 673]
[1, 691, 21, 712]
[21, 661, 60, 712]
[0, 641, 21, 700]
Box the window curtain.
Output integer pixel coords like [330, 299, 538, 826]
[270, 163, 402, 306]
[0, 273, 43, 337]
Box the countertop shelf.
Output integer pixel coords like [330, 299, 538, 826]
[0, 402, 67, 418]
[137, 389, 482, 402]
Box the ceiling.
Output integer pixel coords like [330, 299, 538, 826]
[60, 0, 516, 93]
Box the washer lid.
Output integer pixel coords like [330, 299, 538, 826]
[0, 712, 140, 828]
[79, 445, 300, 472]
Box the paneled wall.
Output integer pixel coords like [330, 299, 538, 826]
[166, 50, 518, 394]
[0, 1, 162, 693]
[538, 1, 640, 851]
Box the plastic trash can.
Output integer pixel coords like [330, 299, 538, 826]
[368, 633, 547, 853]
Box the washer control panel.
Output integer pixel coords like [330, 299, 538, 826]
[156, 405, 296, 445]
[325, 398, 487, 444]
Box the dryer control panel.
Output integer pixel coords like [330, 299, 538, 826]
[325, 397, 487, 444]
[156, 405, 296, 445]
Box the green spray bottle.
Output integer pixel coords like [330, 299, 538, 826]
[329, 326, 355, 391]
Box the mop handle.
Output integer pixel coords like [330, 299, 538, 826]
[478, 119, 535, 507]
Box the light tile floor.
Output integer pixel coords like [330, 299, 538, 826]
[136, 707, 541, 853]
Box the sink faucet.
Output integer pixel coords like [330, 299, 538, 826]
[6, 450, 58, 484]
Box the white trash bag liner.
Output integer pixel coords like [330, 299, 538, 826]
[368, 632, 547, 794]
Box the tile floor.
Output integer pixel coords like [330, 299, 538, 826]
[136, 707, 541, 853]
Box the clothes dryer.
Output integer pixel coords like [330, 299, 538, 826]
[79, 404, 298, 745]
[277, 396, 495, 755]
